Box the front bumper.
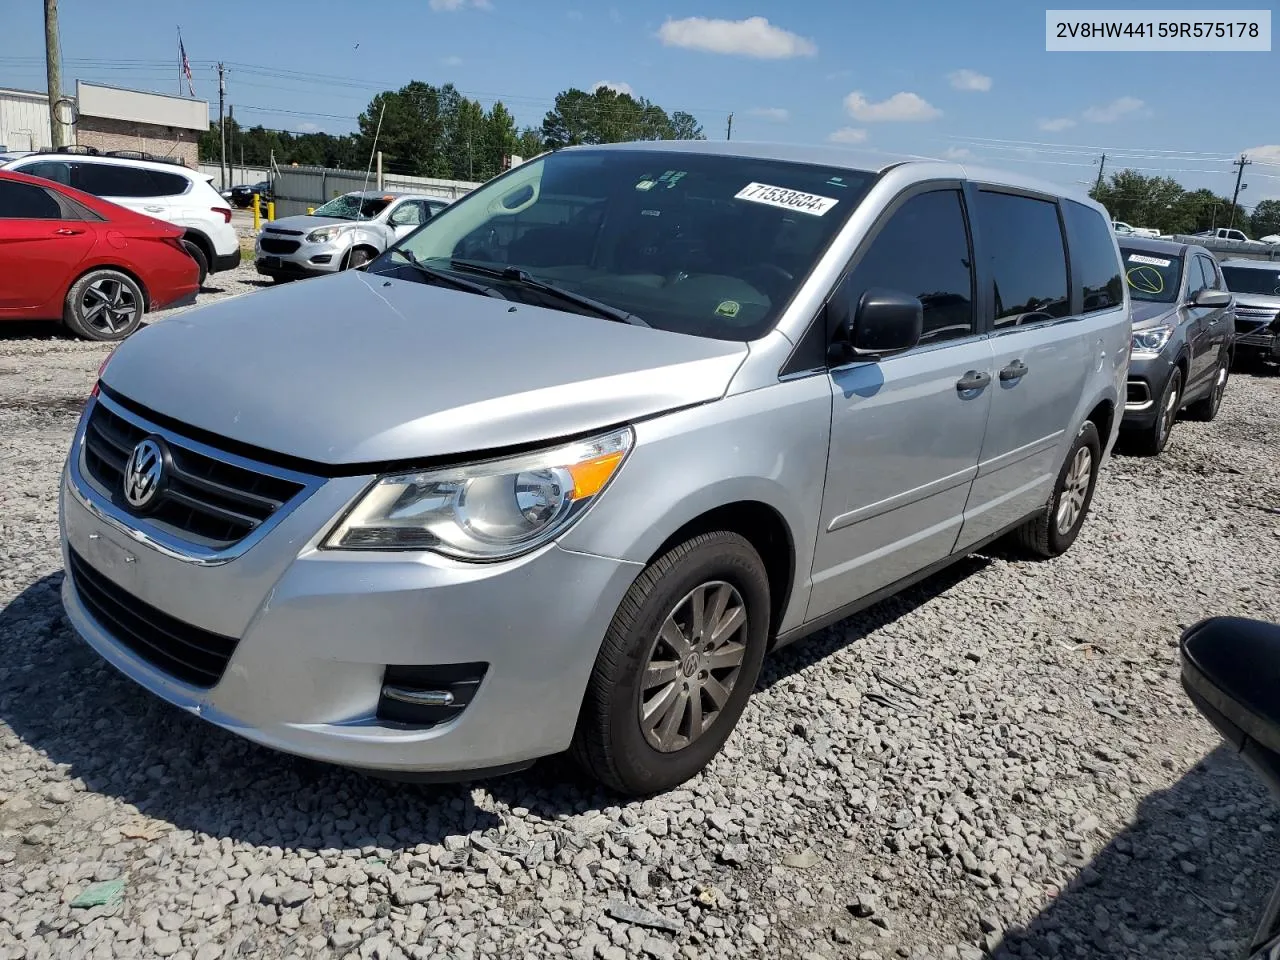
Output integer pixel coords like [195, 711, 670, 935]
[58, 423, 642, 775]
[1237, 328, 1280, 361]
[254, 236, 350, 276]
[1122, 352, 1175, 429]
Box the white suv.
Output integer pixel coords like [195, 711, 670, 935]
[1, 151, 238, 285]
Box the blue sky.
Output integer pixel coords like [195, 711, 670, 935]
[2, 1, 1277, 203]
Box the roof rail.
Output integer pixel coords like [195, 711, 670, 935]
[104, 150, 183, 165]
[56, 144, 100, 156]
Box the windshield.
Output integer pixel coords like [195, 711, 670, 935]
[375, 149, 874, 340]
[1222, 265, 1280, 297]
[1120, 248, 1182, 303]
[312, 193, 395, 221]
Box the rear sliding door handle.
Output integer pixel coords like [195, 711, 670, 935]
[956, 370, 991, 392]
[999, 360, 1030, 381]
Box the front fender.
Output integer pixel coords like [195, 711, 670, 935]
[558, 375, 833, 634]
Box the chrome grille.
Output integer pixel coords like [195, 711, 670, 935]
[80, 397, 309, 550]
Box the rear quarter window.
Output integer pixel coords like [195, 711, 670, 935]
[75, 163, 189, 198]
[1063, 200, 1123, 313]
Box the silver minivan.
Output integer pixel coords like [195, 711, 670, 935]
[59, 142, 1129, 795]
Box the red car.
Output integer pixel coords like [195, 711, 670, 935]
[0, 170, 199, 341]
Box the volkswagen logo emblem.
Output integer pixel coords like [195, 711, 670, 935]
[123, 437, 165, 510]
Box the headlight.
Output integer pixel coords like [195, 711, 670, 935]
[307, 225, 346, 243]
[1131, 325, 1174, 356]
[323, 427, 634, 559]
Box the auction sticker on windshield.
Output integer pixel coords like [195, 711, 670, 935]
[1128, 253, 1172, 267]
[735, 182, 838, 216]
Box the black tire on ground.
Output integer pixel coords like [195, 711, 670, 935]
[345, 248, 373, 270]
[181, 239, 209, 287]
[1185, 351, 1230, 422]
[571, 531, 771, 796]
[1129, 366, 1182, 456]
[1010, 419, 1102, 559]
[62, 269, 145, 342]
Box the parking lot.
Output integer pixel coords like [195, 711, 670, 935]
[0, 271, 1277, 960]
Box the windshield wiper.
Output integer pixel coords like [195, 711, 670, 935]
[449, 259, 649, 327]
[389, 250, 508, 299]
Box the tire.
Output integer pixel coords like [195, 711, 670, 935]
[344, 248, 373, 270]
[63, 269, 145, 341]
[1010, 419, 1102, 559]
[181, 239, 209, 287]
[1185, 351, 1229, 422]
[1130, 366, 1182, 456]
[572, 531, 771, 796]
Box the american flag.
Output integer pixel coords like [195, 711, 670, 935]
[179, 33, 195, 97]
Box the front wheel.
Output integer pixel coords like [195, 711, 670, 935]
[1010, 419, 1102, 559]
[1185, 352, 1229, 421]
[63, 269, 144, 341]
[572, 531, 770, 796]
[1131, 367, 1182, 456]
[344, 248, 373, 270]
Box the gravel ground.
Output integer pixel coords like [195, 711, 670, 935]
[2, 286, 1280, 960]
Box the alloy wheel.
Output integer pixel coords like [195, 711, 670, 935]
[1157, 372, 1181, 447]
[638, 581, 749, 753]
[81, 278, 138, 334]
[1055, 446, 1093, 536]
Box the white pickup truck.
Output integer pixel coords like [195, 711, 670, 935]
[1196, 227, 1251, 242]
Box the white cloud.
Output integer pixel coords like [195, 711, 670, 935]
[947, 69, 992, 92]
[295, 121, 322, 134]
[1037, 117, 1076, 132]
[441, 55, 464, 67]
[657, 16, 816, 58]
[828, 127, 868, 144]
[749, 107, 789, 122]
[428, 0, 490, 10]
[1243, 144, 1280, 165]
[592, 80, 634, 97]
[844, 91, 941, 122]
[1082, 96, 1144, 123]
[943, 146, 975, 160]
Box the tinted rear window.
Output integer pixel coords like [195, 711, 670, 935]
[1062, 200, 1122, 313]
[75, 164, 189, 198]
[976, 191, 1071, 327]
[0, 180, 62, 218]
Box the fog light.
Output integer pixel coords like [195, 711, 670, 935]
[377, 662, 487, 727]
[310, 254, 333, 264]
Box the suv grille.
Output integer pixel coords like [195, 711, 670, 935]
[81, 400, 306, 549]
[68, 549, 238, 688]
[260, 237, 301, 254]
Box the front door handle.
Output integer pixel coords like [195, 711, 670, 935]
[956, 370, 991, 392]
[999, 359, 1030, 381]
[53, 227, 85, 236]
[144, 205, 164, 213]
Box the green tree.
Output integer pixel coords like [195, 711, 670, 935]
[514, 127, 543, 161]
[542, 88, 598, 148]
[540, 86, 701, 148]
[483, 102, 519, 177]
[1251, 199, 1280, 238]
[669, 111, 706, 141]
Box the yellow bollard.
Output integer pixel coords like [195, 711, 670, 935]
[252, 194, 261, 232]
[267, 201, 275, 221]
[307, 207, 315, 215]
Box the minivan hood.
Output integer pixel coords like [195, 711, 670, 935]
[1234, 293, 1280, 309]
[1130, 300, 1178, 328]
[101, 272, 749, 466]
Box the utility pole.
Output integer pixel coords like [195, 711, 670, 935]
[227, 104, 235, 185]
[726, 113, 733, 141]
[44, 0, 68, 149]
[1228, 153, 1251, 230]
[217, 63, 227, 191]
[1092, 153, 1106, 195]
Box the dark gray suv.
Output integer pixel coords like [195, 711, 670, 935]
[1119, 237, 1235, 454]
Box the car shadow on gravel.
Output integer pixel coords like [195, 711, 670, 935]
[989, 743, 1280, 959]
[0, 320, 72, 341]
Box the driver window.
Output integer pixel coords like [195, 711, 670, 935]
[389, 203, 421, 227]
[844, 189, 975, 346]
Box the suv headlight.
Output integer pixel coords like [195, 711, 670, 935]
[1131, 325, 1174, 357]
[323, 427, 634, 559]
[307, 225, 347, 243]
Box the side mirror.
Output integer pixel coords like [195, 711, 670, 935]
[847, 287, 923, 358]
[1192, 289, 1232, 308]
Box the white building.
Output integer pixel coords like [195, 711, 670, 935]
[0, 87, 53, 152]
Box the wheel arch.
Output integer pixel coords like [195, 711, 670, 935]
[644, 500, 797, 645]
[180, 228, 214, 265]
